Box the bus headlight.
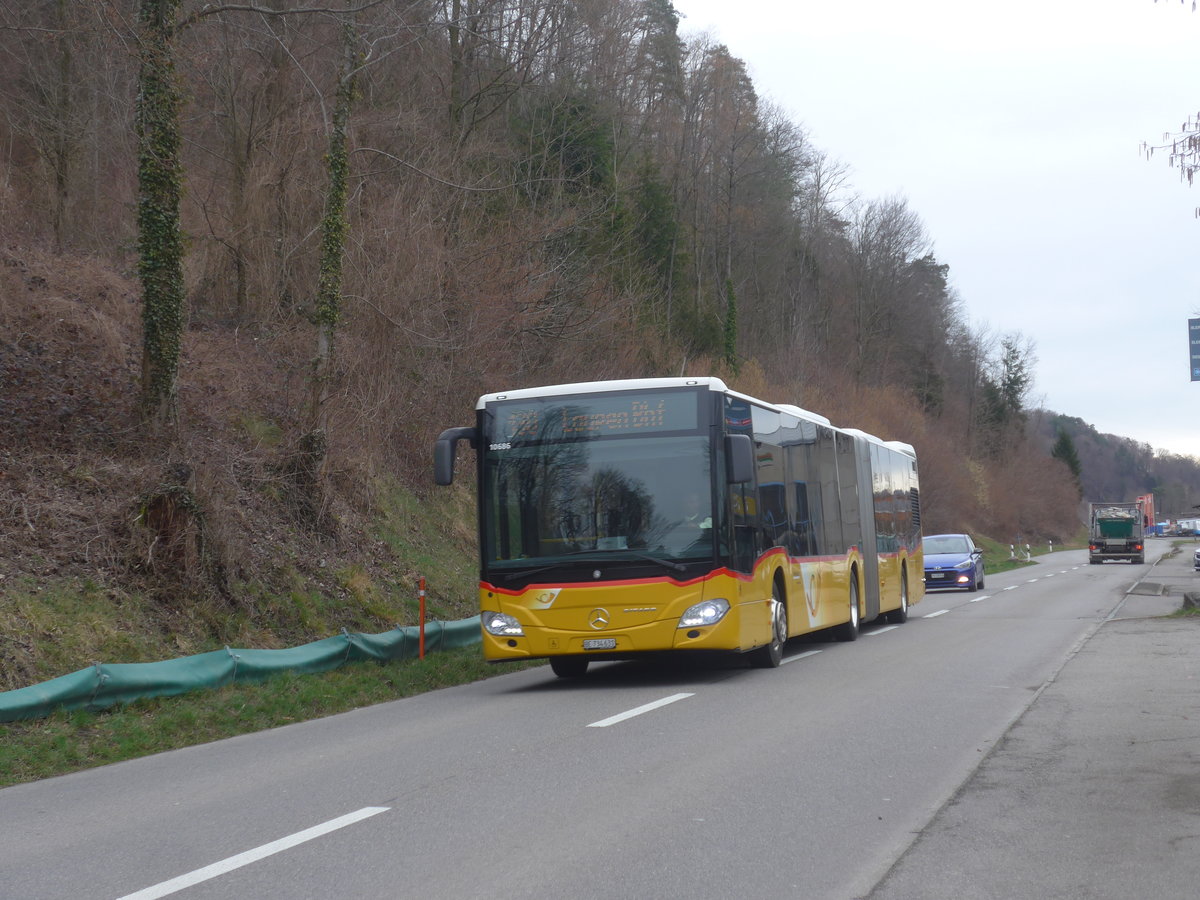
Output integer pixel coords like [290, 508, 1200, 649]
[678, 598, 730, 628]
[482, 611, 525, 636]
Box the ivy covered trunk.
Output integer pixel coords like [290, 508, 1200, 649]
[308, 21, 357, 438]
[290, 20, 358, 529]
[135, 0, 185, 430]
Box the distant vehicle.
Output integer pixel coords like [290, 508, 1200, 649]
[1194, 547, 1200, 572]
[1136, 493, 1155, 536]
[923, 533, 985, 591]
[1088, 501, 1145, 564]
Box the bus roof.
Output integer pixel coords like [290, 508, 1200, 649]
[477, 378, 829, 423]
[841, 427, 917, 459]
[884, 440, 917, 458]
[476, 377, 729, 408]
[774, 403, 832, 427]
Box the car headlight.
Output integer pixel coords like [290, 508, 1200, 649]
[678, 598, 730, 628]
[954, 559, 973, 570]
[482, 610, 524, 636]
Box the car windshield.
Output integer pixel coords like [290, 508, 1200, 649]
[925, 535, 970, 555]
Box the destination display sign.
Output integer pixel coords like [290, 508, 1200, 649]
[489, 390, 700, 442]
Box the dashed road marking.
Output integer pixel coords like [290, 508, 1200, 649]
[116, 807, 390, 900]
[588, 692, 694, 728]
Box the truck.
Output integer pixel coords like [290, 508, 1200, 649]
[1088, 501, 1145, 564]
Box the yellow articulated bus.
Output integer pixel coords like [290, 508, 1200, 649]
[435, 377, 922, 677]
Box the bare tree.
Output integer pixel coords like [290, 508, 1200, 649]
[844, 195, 930, 384]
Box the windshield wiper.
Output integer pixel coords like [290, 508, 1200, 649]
[493, 548, 687, 578]
[625, 552, 686, 573]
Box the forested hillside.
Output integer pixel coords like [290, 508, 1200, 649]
[5, 1, 1188, 674]
[1034, 414, 1200, 519]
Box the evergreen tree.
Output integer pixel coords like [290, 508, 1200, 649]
[723, 279, 739, 373]
[1052, 428, 1083, 492]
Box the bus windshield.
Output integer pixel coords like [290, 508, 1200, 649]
[482, 434, 714, 570]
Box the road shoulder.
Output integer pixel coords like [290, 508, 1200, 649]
[869, 609, 1200, 899]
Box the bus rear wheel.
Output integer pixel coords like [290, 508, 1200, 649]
[837, 575, 860, 642]
[550, 657, 589, 678]
[886, 573, 909, 624]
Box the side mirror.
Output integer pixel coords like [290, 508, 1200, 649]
[725, 434, 754, 484]
[434, 427, 478, 485]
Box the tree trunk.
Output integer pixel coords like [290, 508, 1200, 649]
[306, 19, 358, 459]
[135, 0, 185, 431]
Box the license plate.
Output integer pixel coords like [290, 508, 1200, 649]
[930, 572, 945, 579]
[583, 638, 617, 650]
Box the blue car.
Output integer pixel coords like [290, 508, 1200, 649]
[923, 533, 985, 591]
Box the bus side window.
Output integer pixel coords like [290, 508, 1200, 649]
[788, 441, 824, 557]
[792, 481, 815, 556]
[872, 444, 897, 553]
[818, 426, 844, 554]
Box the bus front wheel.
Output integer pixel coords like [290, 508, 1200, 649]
[749, 583, 788, 668]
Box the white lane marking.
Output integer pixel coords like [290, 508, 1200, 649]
[923, 609, 949, 618]
[782, 649, 822, 665]
[969, 594, 991, 603]
[587, 692, 694, 728]
[116, 807, 390, 900]
[867, 625, 899, 636]
[1003, 585, 1019, 592]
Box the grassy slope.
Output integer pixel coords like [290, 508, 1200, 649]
[0, 474, 523, 789]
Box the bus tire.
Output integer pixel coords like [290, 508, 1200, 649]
[886, 572, 909, 624]
[837, 573, 860, 642]
[550, 657, 589, 678]
[749, 579, 788, 668]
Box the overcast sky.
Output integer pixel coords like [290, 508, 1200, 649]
[671, 0, 1199, 458]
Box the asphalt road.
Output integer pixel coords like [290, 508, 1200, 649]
[1, 542, 1194, 900]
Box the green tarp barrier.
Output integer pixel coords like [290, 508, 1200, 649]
[0, 617, 481, 723]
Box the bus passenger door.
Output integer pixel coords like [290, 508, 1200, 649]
[730, 482, 757, 574]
